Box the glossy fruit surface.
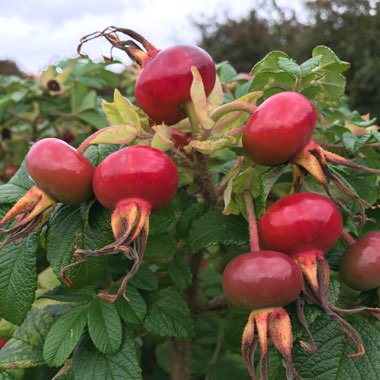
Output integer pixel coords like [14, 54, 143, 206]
[222, 251, 303, 309]
[340, 231, 380, 291]
[26, 138, 94, 205]
[0, 339, 7, 349]
[259, 193, 342, 256]
[242, 92, 316, 165]
[135, 45, 216, 126]
[93, 145, 178, 211]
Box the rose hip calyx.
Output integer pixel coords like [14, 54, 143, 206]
[61, 145, 178, 302]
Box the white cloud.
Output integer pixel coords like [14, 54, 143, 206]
[0, 0, 303, 73]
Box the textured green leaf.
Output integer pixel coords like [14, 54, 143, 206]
[115, 286, 147, 325]
[77, 110, 107, 129]
[40, 285, 97, 303]
[342, 133, 372, 153]
[251, 51, 289, 75]
[73, 332, 142, 380]
[278, 58, 302, 76]
[145, 234, 178, 260]
[43, 305, 88, 367]
[0, 371, 15, 380]
[312, 45, 351, 73]
[0, 306, 65, 369]
[169, 253, 192, 290]
[129, 265, 158, 291]
[46, 203, 111, 287]
[187, 209, 248, 253]
[144, 288, 194, 337]
[293, 314, 380, 379]
[300, 55, 323, 76]
[84, 144, 121, 167]
[87, 298, 122, 354]
[250, 72, 295, 93]
[149, 203, 180, 235]
[255, 165, 288, 217]
[0, 233, 38, 325]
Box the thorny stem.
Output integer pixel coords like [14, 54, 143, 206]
[194, 152, 218, 205]
[243, 191, 260, 252]
[341, 229, 356, 246]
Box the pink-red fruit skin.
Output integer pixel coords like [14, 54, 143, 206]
[259, 193, 343, 256]
[242, 92, 317, 166]
[340, 231, 380, 291]
[26, 138, 94, 205]
[135, 45, 216, 126]
[93, 146, 178, 211]
[222, 251, 303, 309]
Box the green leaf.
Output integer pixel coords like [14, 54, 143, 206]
[144, 288, 194, 337]
[89, 125, 138, 146]
[115, 286, 147, 325]
[250, 72, 295, 93]
[300, 55, 323, 76]
[43, 305, 88, 367]
[255, 165, 289, 217]
[130, 265, 158, 291]
[293, 314, 380, 379]
[101, 100, 125, 126]
[169, 253, 192, 290]
[277, 58, 302, 76]
[342, 132, 372, 153]
[145, 234, 178, 260]
[251, 51, 289, 75]
[46, 203, 111, 287]
[149, 203, 180, 235]
[151, 124, 173, 152]
[77, 110, 107, 129]
[40, 285, 97, 303]
[87, 298, 122, 354]
[0, 306, 65, 369]
[113, 89, 141, 130]
[312, 45, 351, 73]
[217, 62, 238, 83]
[187, 209, 248, 253]
[0, 233, 38, 325]
[73, 332, 142, 380]
[0, 371, 15, 380]
[314, 72, 346, 102]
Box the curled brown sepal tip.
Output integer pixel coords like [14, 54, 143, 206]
[60, 199, 149, 303]
[292, 140, 380, 225]
[0, 186, 56, 250]
[241, 307, 301, 380]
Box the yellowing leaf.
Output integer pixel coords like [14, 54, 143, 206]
[114, 89, 141, 129]
[89, 125, 138, 146]
[186, 136, 236, 155]
[207, 75, 224, 109]
[151, 124, 174, 152]
[190, 66, 214, 130]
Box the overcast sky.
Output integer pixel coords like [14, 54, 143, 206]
[0, 0, 303, 74]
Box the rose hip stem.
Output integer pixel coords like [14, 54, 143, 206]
[243, 191, 259, 252]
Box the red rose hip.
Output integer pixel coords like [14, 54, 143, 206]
[340, 231, 380, 291]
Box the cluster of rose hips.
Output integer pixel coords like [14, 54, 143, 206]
[0, 27, 379, 380]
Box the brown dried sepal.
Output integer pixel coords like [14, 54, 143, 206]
[61, 199, 150, 303]
[0, 186, 56, 249]
[291, 139, 380, 225]
[241, 307, 301, 380]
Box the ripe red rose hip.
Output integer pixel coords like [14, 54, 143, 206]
[242, 92, 316, 166]
[0, 138, 94, 249]
[340, 231, 380, 291]
[259, 192, 343, 256]
[93, 145, 178, 211]
[222, 251, 303, 309]
[135, 45, 216, 126]
[26, 138, 94, 205]
[62, 145, 179, 302]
